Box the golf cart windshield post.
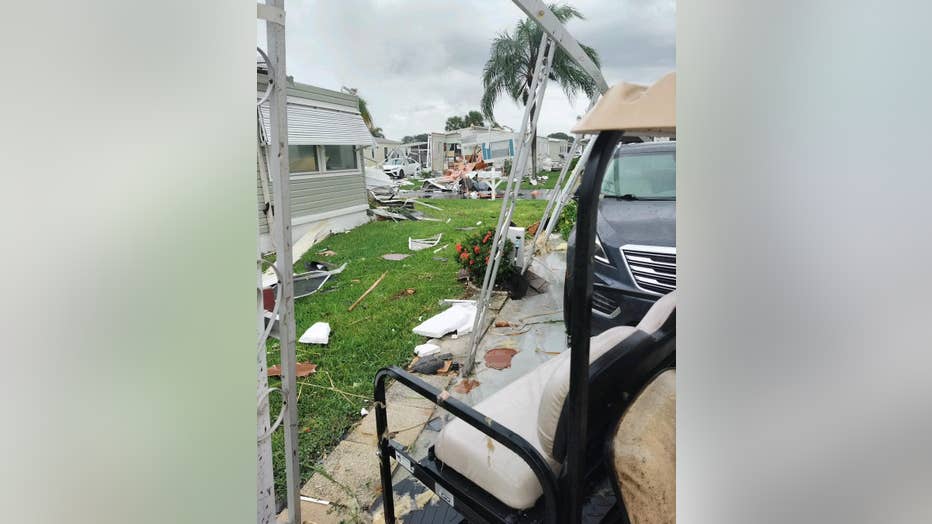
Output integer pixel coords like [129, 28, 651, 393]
[565, 129, 624, 522]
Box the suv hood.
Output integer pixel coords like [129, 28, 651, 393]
[597, 198, 675, 249]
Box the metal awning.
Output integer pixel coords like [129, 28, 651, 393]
[259, 102, 376, 146]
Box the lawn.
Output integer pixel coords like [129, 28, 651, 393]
[266, 198, 548, 504]
[520, 169, 563, 190]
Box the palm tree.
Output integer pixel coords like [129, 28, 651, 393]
[342, 86, 380, 137]
[480, 2, 600, 179]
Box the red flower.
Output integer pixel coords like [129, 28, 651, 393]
[473, 245, 480, 254]
[469, 259, 474, 265]
[455, 243, 463, 253]
[482, 233, 492, 244]
[485, 256, 489, 263]
[460, 252, 470, 260]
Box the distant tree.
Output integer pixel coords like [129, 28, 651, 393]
[547, 131, 573, 141]
[481, 3, 600, 179]
[464, 110, 486, 127]
[403, 133, 428, 144]
[445, 115, 466, 131]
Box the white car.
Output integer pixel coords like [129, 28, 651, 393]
[382, 156, 421, 178]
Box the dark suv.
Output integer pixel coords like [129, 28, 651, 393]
[565, 141, 676, 334]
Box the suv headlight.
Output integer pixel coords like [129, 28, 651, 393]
[594, 236, 613, 266]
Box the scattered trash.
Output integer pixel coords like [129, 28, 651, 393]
[414, 343, 441, 357]
[476, 221, 482, 225]
[298, 322, 330, 345]
[456, 269, 469, 281]
[318, 249, 336, 257]
[530, 189, 542, 199]
[267, 361, 317, 377]
[527, 221, 541, 236]
[425, 417, 444, 432]
[484, 348, 518, 370]
[348, 271, 388, 311]
[432, 256, 448, 262]
[412, 200, 444, 211]
[445, 217, 452, 223]
[410, 353, 455, 374]
[369, 207, 409, 221]
[453, 378, 481, 394]
[412, 302, 476, 338]
[409, 234, 443, 251]
[455, 227, 476, 231]
[300, 495, 330, 506]
[382, 253, 410, 261]
[360, 407, 369, 417]
[437, 360, 453, 374]
[292, 262, 347, 299]
[392, 288, 417, 300]
[494, 320, 513, 328]
[432, 243, 449, 254]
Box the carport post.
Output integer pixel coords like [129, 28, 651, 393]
[263, 1, 302, 523]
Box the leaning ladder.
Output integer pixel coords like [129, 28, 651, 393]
[463, 35, 556, 374]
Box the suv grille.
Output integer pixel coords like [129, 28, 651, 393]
[592, 289, 620, 318]
[621, 244, 677, 295]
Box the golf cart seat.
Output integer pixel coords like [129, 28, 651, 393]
[611, 369, 675, 524]
[434, 291, 677, 510]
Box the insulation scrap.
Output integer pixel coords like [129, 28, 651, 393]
[298, 322, 330, 344]
[412, 302, 476, 338]
[382, 253, 410, 261]
[409, 353, 455, 374]
[408, 233, 443, 251]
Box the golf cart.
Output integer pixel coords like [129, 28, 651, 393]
[373, 72, 676, 524]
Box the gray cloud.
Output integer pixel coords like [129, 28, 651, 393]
[264, 0, 675, 138]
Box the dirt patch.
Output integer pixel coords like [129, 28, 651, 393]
[453, 378, 481, 394]
[484, 348, 518, 370]
[267, 361, 317, 377]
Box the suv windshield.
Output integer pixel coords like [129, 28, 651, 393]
[385, 158, 402, 166]
[600, 147, 675, 200]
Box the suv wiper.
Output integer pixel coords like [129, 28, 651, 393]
[606, 193, 640, 200]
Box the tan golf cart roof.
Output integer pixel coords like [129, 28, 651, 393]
[572, 72, 675, 136]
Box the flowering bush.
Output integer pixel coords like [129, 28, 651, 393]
[455, 229, 516, 284]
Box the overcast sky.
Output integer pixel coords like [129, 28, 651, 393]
[260, 0, 674, 139]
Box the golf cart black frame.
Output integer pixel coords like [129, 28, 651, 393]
[374, 130, 668, 523]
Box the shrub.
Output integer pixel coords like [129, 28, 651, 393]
[455, 229, 516, 285]
[558, 199, 577, 240]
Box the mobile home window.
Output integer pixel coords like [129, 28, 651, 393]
[489, 139, 511, 158]
[323, 145, 358, 171]
[288, 145, 319, 173]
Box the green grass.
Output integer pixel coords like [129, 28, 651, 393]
[266, 198, 547, 504]
[521, 170, 563, 190]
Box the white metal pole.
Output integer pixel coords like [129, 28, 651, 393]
[257, 256, 276, 524]
[263, 1, 301, 523]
